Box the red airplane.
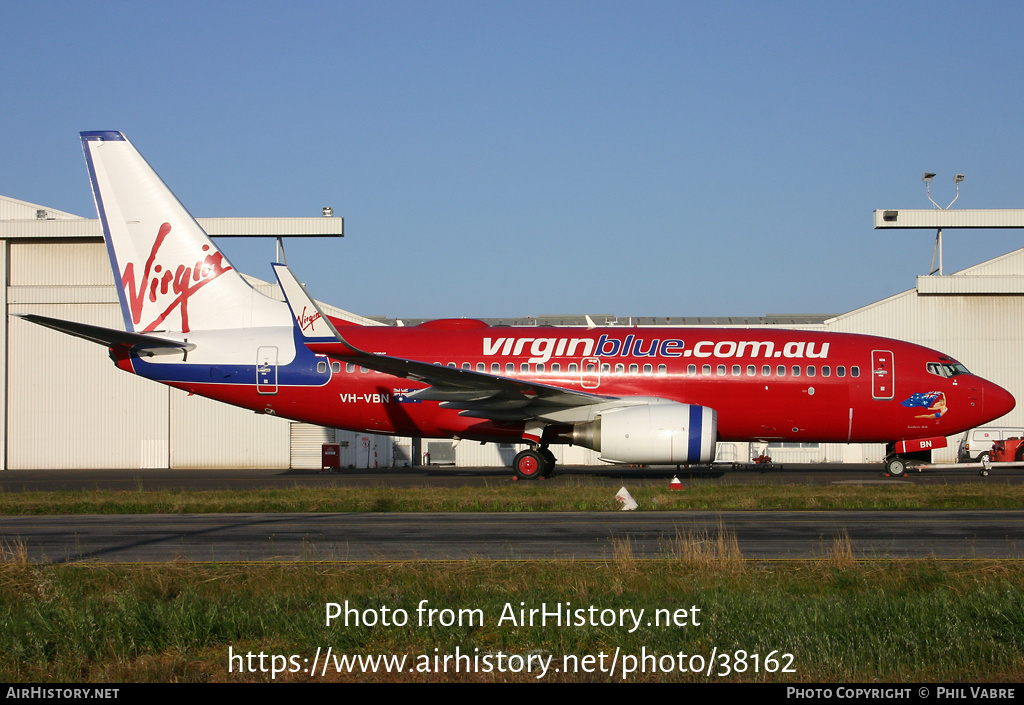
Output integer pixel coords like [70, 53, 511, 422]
[16, 132, 1017, 479]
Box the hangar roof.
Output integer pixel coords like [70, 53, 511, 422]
[0, 195, 343, 239]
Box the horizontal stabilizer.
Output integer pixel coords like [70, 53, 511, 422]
[13, 314, 195, 355]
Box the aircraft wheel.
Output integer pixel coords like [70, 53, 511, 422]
[512, 449, 545, 480]
[885, 456, 907, 477]
[538, 447, 556, 477]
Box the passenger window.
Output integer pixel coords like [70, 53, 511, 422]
[477, 363, 485, 372]
[317, 361, 327, 373]
[658, 364, 667, 375]
[360, 366, 369, 373]
[717, 365, 726, 376]
[643, 364, 652, 374]
[630, 364, 639, 374]
[615, 363, 625, 374]
[602, 363, 611, 373]
[536, 363, 544, 373]
[703, 364, 711, 375]
[462, 363, 471, 370]
[506, 363, 514, 373]
[822, 366, 831, 377]
[792, 366, 801, 376]
[568, 363, 578, 373]
[807, 366, 816, 377]
[688, 364, 696, 375]
[851, 366, 860, 377]
[551, 363, 560, 372]
[521, 363, 530, 373]
[837, 366, 846, 377]
[746, 365, 756, 376]
[346, 363, 355, 373]
[776, 365, 786, 376]
[331, 361, 340, 373]
[732, 365, 740, 376]
[491, 363, 500, 373]
[762, 365, 771, 376]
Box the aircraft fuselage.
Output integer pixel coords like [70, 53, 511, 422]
[118, 321, 1012, 447]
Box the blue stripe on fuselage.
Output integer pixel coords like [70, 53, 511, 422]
[128, 327, 333, 388]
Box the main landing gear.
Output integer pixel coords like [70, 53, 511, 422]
[512, 446, 556, 480]
[884, 455, 907, 477]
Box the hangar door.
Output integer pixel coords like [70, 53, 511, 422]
[290, 423, 334, 469]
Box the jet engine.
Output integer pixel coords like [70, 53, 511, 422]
[569, 402, 718, 464]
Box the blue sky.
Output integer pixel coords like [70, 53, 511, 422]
[3, 1, 1023, 319]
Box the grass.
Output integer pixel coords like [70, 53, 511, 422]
[1, 557, 1023, 682]
[2, 481, 1022, 682]
[1, 480, 1023, 514]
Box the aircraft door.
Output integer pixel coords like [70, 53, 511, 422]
[257, 346, 279, 394]
[871, 350, 894, 400]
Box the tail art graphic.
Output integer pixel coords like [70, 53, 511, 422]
[80, 131, 286, 332]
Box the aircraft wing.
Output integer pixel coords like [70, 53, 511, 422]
[272, 264, 612, 421]
[13, 314, 195, 356]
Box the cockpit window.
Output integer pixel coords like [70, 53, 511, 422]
[927, 362, 971, 378]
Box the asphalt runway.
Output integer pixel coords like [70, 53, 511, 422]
[3, 510, 1023, 563]
[2, 464, 1022, 563]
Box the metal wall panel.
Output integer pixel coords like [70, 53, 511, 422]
[917, 275, 1024, 295]
[9, 241, 112, 286]
[170, 389, 289, 468]
[7, 303, 170, 469]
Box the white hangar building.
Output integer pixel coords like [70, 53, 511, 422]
[0, 193, 1021, 470]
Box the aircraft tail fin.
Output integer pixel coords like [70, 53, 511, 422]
[80, 131, 285, 333]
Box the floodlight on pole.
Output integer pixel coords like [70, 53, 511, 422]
[946, 174, 965, 209]
[923, 173, 940, 209]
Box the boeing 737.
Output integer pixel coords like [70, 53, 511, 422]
[16, 132, 1017, 478]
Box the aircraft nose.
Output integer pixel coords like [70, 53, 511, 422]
[984, 380, 1016, 420]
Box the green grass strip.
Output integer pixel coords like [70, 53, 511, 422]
[1, 560, 1022, 682]
[1, 482, 1023, 514]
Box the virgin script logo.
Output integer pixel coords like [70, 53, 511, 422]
[297, 306, 322, 332]
[120, 222, 233, 332]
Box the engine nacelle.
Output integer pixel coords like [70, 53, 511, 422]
[570, 403, 718, 464]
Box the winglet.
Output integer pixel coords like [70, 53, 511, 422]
[272, 264, 363, 353]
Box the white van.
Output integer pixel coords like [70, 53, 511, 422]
[957, 427, 1024, 462]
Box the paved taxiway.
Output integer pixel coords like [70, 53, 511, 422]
[1, 462, 1020, 492]
[1, 465, 1021, 562]
[3, 510, 1023, 562]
